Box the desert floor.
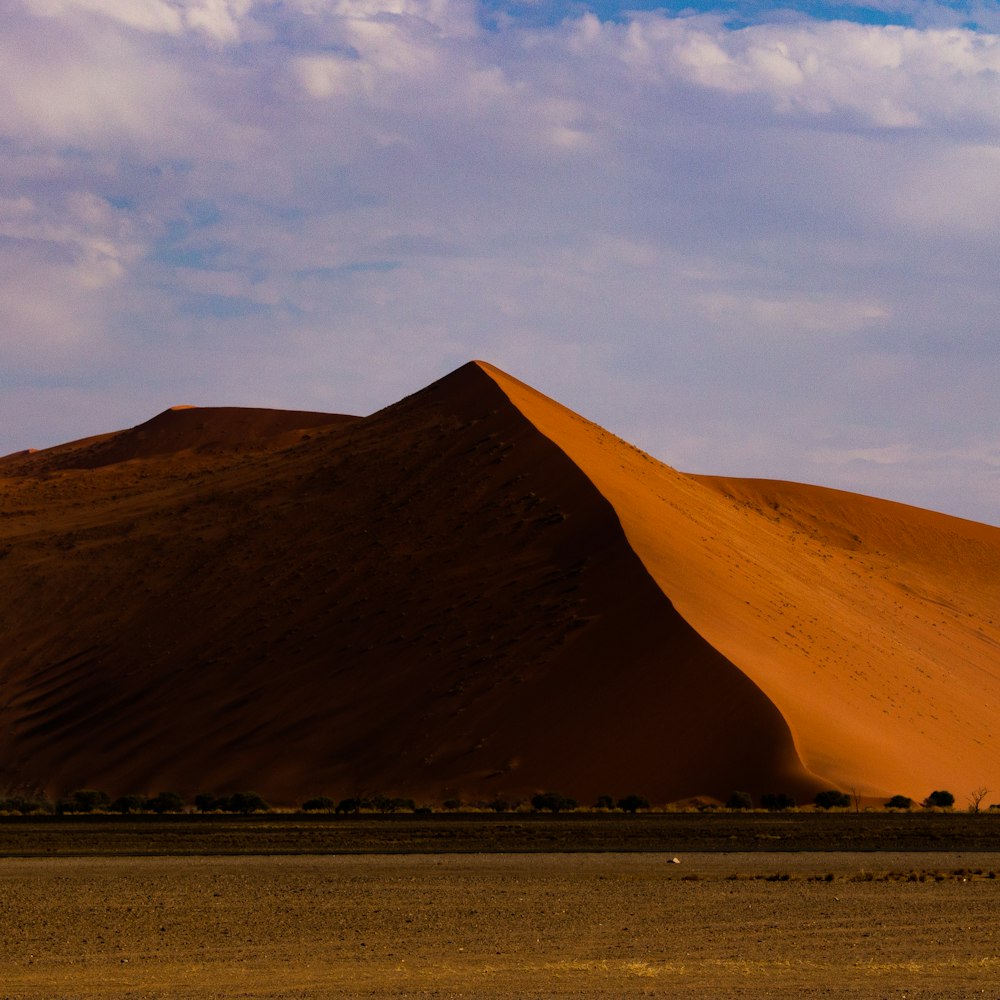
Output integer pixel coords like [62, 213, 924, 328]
[2, 852, 999, 998]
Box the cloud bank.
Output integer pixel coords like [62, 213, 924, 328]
[1, 0, 998, 524]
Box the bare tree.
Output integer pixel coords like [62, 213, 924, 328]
[968, 786, 990, 814]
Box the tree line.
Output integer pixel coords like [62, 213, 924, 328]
[0, 786, 988, 815]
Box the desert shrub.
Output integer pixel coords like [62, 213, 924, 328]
[336, 797, 363, 814]
[442, 799, 462, 811]
[56, 789, 111, 814]
[531, 792, 577, 813]
[0, 795, 52, 814]
[488, 798, 510, 813]
[616, 794, 651, 814]
[814, 790, 851, 810]
[219, 791, 269, 814]
[760, 793, 796, 811]
[109, 794, 148, 814]
[885, 794, 913, 810]
[302, 796, 335, 812]
[194, 793, 220, 812]
[594, 795, 615, 810]
[923, 790, 955, 809]
[726, 791, 753, 810]
[147, 791, 185, 814]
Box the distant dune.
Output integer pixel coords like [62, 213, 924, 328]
[1, 362, 998, 806]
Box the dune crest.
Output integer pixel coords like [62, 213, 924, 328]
[1, 360, 997, 805]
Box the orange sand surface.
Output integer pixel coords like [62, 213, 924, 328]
[482, 362, 1000, 800]
[1, 362, 997, 805]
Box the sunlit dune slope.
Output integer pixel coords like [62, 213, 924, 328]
[481, 363, 1000, 801]
[1, 362, 997, 806]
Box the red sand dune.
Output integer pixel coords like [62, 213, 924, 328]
[1, 362, 998, 807]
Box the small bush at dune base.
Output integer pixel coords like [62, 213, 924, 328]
[616, 794, 651, 814]
[726, 791, 753, 810]
[531, 792, 577, 813]
[109, 794, 148, 814]
[814, 790, 851, 810]
[302, 796, 335, 812]
[147, 791, 185, 814]
[56, 789, 111, 814]
[885, 795, 913, 810]
[761, 793, 796, 811]
[923, 790, 955, 809]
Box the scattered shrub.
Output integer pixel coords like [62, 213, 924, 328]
[442, 799, 462, 811]
[885, 795, 913, 810]
[488, 798, 509, 813]
[761, 793, 796, 811]
[616, 794, 651, 814]
[0, 795, 52, 814]
[336, 797, 363, 814]
[531, 792, 577, 813]
[302, 796, 335, 812]
[594, 795, 615, 810]
[109, 794, 148, 814]
[726, 791, 753, 810]
[147, 791, 185, 814]
[56, 789, 111, 814]
[923, 790, 955, 809]
[218, 791, 269, 814]
[814, 790, 851, 810]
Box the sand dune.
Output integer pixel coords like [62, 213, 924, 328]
[0, 362, 997, 806]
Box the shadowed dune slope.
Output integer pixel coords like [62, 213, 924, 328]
[2, 406, 356, 474]
[1, 361, 998, 805]
[0, 365, 813, 805]
[480, 363, 1000, 801]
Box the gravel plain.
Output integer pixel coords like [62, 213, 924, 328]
[2, 852, 999, 998]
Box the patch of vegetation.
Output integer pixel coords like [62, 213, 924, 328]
[923, 790, 955, 809]
[814, 790, 851, 810]
[531, 792, 577, 813]
[196, 791, 270, 814]
[617, 794, 651, 814]
[760, 793, 796, 811]
[301, 796, 335, 812]
[0, 795, 52, 814]
[56, 789, 111, 814]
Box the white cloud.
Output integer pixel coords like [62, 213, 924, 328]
[1, 0, 1000, 524]
[183, 0, 252, 42]
[25, 0, 185, 34]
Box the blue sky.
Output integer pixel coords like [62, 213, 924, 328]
[1, 0, 999, 525]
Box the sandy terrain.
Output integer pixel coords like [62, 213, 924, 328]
[2, 852, 999, 998]
[1, 360, 998, 806]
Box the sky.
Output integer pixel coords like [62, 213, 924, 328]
[1, 0, 998, 526]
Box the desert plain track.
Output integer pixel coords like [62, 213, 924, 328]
[1, 812, 1000, 856]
